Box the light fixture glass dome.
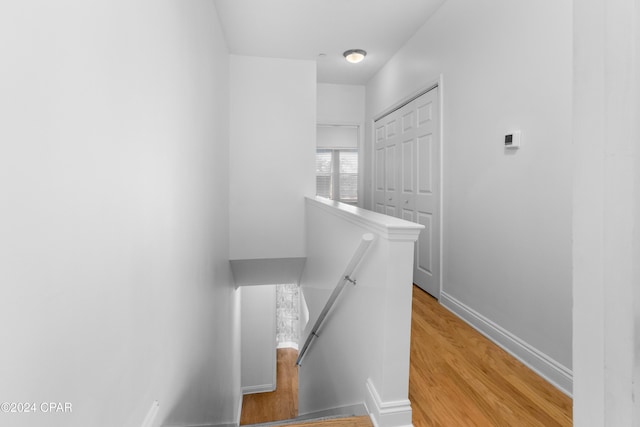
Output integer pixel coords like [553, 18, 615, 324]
[343, 49, 367, 64]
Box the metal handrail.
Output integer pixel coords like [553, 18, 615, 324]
[296, 233, 375, 366]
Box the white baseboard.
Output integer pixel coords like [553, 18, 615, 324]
[439, 291, 573, 396]
[277, 341, 299, 350]
[364, 379, 413, 427]
[242, 383, 276, 395]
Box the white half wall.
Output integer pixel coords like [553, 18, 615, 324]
[241, 285, 277, 394]
[365, 0, 573, 392]
[0, 2, 240, 427]
[298, 198, 422, 427]
[229, 56, 316, 260]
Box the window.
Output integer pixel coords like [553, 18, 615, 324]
[276, 284, 300, 349]
[315, 148, 358, 204]
[316, 124, 359, 204]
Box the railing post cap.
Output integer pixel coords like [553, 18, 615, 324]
[362, 233, 375, 242]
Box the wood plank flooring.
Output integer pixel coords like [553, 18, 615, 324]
[410, 285, 572, 426]
[240, 347, 299, 425]
[240, 286, 572, 426]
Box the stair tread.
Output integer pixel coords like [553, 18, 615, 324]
[264, 415, 372, 427]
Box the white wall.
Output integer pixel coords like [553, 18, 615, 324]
[365, 0, 573, 391]
[573, 0, 640, 424]
[241, 285, 277, 394]
[317, 83, 366, 125]
[231, 258, 306, 286]
[229, 56, 316, 260]
[0, 2, 240, 427]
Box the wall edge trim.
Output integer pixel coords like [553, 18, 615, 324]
[235, 393, 242, 427]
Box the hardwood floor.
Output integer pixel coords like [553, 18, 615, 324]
[240, 347, 299, 425]
[410, 285, 572, 426]
[240, 287, 572, 426]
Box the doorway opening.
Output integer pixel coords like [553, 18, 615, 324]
[240, 284, 301, 425]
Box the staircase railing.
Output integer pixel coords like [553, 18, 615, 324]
[296, 232, 375, 366]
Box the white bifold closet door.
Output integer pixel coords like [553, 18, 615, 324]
[374, 87, 440, 298]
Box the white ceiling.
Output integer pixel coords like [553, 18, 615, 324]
[213, 0, 445, 85]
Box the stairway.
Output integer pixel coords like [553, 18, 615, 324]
[242, 404, 371, 427]
[246, 415, 372, 427]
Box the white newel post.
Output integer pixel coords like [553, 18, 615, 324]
[364, 234, 419, 427]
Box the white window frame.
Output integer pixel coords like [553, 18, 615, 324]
[316, 124, 361, 205]
[315, 148, 358, 204]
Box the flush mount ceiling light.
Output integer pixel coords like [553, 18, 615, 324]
[343, 49, 367, 64]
